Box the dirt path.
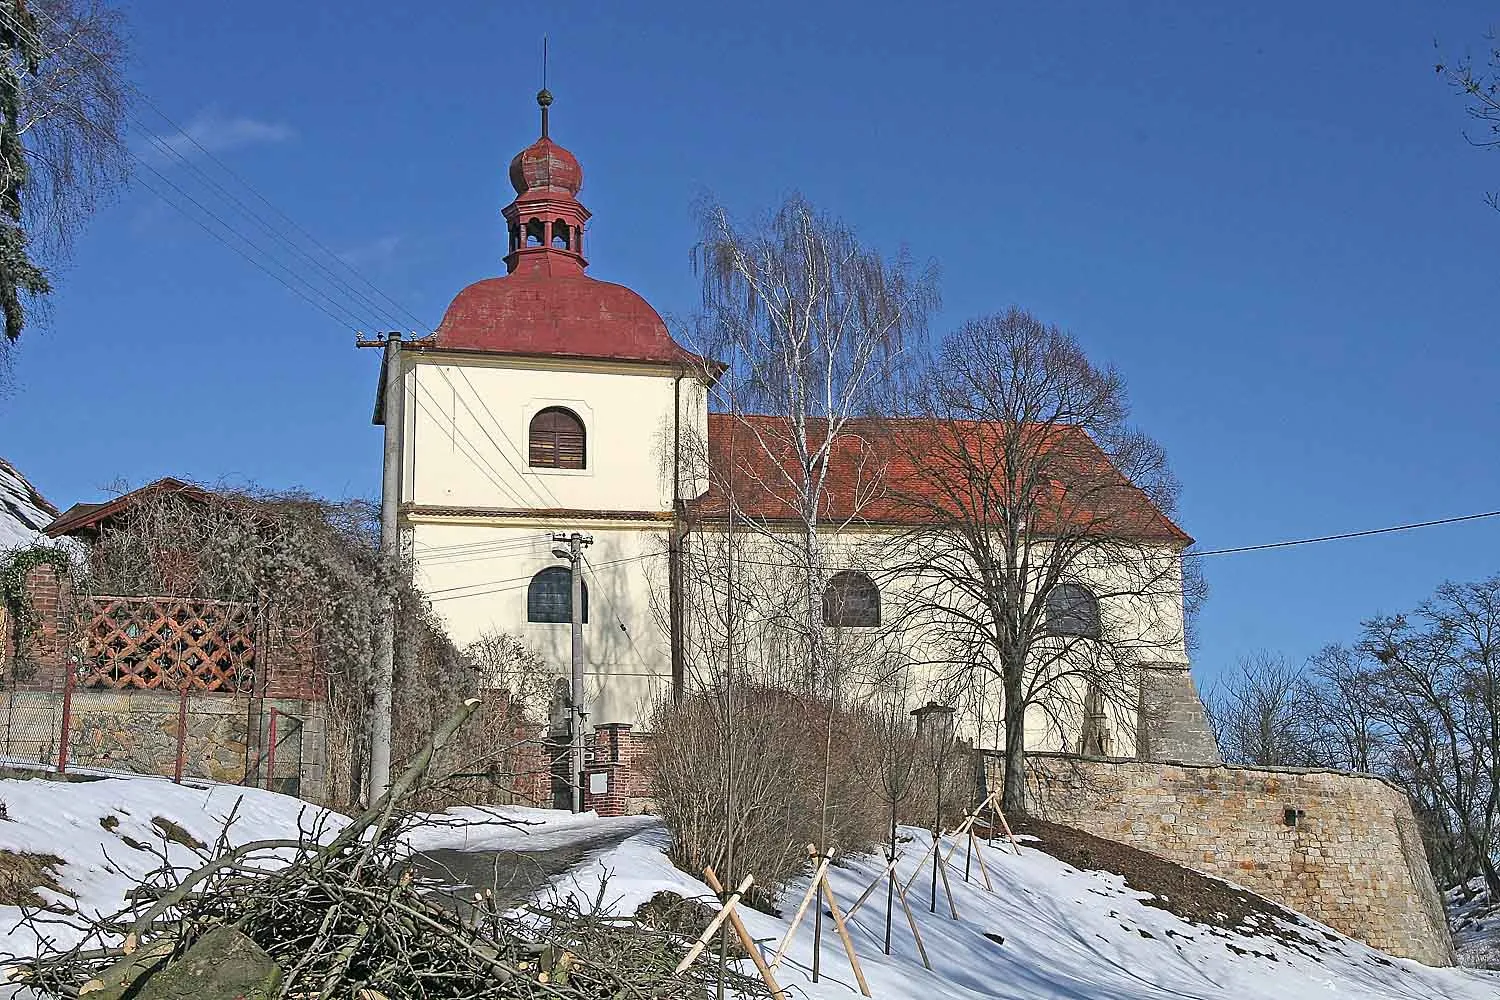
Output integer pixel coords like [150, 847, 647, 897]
[407, 827, 641, 915]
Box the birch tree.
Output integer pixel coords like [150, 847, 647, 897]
[688, 193, 937, 692]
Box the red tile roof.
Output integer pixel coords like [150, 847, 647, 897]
[690, 413, 1191, 545]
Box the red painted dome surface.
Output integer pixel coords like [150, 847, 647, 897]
[426, 92, 707, 367]
[431, 272, 700, 366]
[509, 137, 582, 196]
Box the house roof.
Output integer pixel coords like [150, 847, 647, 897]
[688, 413, 1192, 545]
[45, 478, 214, 539]
[0, 457, 59, 552]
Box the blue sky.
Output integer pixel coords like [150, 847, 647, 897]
[4, 1, 1499, 686]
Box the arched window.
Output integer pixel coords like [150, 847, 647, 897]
[823, 570, 880, 628]
[528, 407, 586, 469]
[1046, 583, 1100, 639]
[525, 218, 545, 247]
[551, 219, 571, 249]
[527, 566, 588, 624]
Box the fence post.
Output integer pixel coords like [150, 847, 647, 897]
[266, 708, 278, 792]
[57, 662, 74, 775]
[174, 680, 188, 784]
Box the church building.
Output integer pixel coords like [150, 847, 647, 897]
[378, 91, 1220, 765]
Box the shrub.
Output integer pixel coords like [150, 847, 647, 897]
[647, 684, 892, 911]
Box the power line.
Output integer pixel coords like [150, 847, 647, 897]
[456, 367, 567, 509]
[426, 551, 660, 600]
[1186, 509, 1500, 558]
[4, 3, 429, 335]
[129, 125, 409, 331]
[432, 367, 561, 510]
[582, 551, 652, 664]
[416, 533, 552, 556]
[410, 382, 540, 508]
[129, 165, 365, 330]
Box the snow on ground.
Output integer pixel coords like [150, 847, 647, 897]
[7, 774, 1500, 999]
[0, 772, 346, 958]
[1450, 880, 1500, 971]
[546, 823, 1500, 1000]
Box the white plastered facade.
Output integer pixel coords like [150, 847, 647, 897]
[398, 349, 1193, 754]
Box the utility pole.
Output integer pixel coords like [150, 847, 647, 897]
[669, 374, 686, 703]
[551, 530, 594, 812]
[368, 332, 403, 802]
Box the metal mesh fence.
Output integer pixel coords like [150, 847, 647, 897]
[0, 677, 70, 770]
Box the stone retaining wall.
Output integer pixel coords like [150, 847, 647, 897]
[0, 687, 327, 800]
[998, 754, 1454, 966]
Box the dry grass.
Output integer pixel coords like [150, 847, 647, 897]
[0, 850, 67, 908]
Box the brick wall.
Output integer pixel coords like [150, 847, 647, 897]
[8, 564, 74, 692]
[260, 610, 323, 701]
[1004, 755, 1454, 966]
[583, 724, 654, 816]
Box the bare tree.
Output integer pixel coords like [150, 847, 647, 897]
[1438, 30, 1500, 211]
[883, 308, 1190, 814]
[688, 193, 937, 694]
[1205, 650, 1321, 767]
[464, 628, 549, 717]
[1355, 577, 1500, 897]
[683, 193, 937, 874]
[1305, 643, 1392, 774]
[1, 0, 127, 348]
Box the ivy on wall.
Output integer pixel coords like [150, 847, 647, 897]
[0, 543, 72, 673]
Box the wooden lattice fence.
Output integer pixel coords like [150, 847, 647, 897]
[81, 596, 258, 692]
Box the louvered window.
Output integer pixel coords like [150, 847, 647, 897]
[529, 407, 586, 469]
[1046, 583, 1100, 639]
[527, 566, 589, 624]
[823, 571, 881, 628]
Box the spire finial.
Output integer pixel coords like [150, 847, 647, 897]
[537, 35, 551, 139]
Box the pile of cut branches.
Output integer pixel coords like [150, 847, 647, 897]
[5, 702, 765, 999]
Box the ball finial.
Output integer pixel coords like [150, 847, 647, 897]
[537, 88, 553, 109]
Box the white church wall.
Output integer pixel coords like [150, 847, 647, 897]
[401, 354, 709, 515]
[411, 518, 675, 728]
[394, 351, 1189, 759]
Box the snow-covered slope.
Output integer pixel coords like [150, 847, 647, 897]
[1450, 880, 1500, 971]
[7, 774, 1497, 999]
[0, 772, 346, 958]
[0, 458, 57, 553]
[546, 824, 1500, 1000]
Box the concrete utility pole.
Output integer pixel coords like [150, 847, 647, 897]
[368, 332, 403, 802]
[551, 530, 594, 812]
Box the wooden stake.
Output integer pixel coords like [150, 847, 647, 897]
[845, 853, 901, 920]
[893, 868, 932, 970]
[819, 869, 872, 997]
[900, 835, 939, 897]
[674, 873, 754, 973]
[936, 847, 959, 920]
[970, 828, 994, 892]
[770, 846, 831, 968]
[702, 867, 786, 1000]
[995, 803, 1021, 854]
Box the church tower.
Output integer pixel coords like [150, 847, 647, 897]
[388, 91, 708, 728]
